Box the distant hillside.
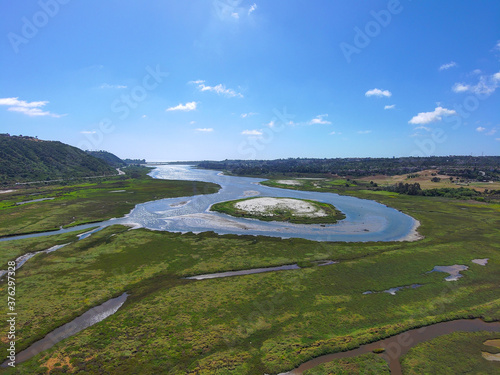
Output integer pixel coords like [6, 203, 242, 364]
[86, 150, 126, 168]
[0, 134, 117, 183]
[123, 158, 146, 165]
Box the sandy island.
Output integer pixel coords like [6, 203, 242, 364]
[235, 197, 328, 217]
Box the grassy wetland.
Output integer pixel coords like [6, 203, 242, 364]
[0, 172, 498, 374]
[0, 167, 220, 238]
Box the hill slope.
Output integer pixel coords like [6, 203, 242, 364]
[85, 150, 126, 168]
[0, 135, 117, 183]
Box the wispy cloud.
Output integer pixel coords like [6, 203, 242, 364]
[99, 83, 127, 89]
[240, 112, 257, 118]
[408, 106, 456, 125]
[248, 3, 257, 14]
[0, 97, 63, 117]
[166, 101, 197, 112]
[308, 114, 331, 125]
[190, 80, 243, 98]
[384, 104, 396, 110]
[195, 128, 214, 132]
[241, 129, 262, 136]
[476, 126, 486, 132]
[486, 129, 497, 136]
[414, 125, 431, 132]
[357, 130, 372, 134]
[452, 71, 500, 96]
[265, 120, 275, 128]
[231, 12, 239, 19]
[329, 131, 341, 135]
[439, 61, 457, 71]
[452, 83, 470, 93]
[365, 88, 392, 98]
[80, 131, 96, 134]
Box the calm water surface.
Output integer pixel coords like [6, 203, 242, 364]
[120, 165, 417, 242]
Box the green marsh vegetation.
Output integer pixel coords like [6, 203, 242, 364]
[0, 180, 498, 373]
[302, 353, 390, 374]
[401, 331, 500, 374]
[210, 197, 346, 224]
[0, 166, 220, 237]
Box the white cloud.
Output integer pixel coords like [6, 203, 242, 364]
[496, 138, 500, 141]
[384, 104, 396, 110]
[414, 125, 431, 132]
[408, 106, 456, 125]
[365, 88, 392, 98]
[357, 130, 372, 134]
[190, 120, 196, 124]
[495, 40, 500, 51]
[0, 97, 63, 117]
[329, 131, 341, 135]
[476, 126, 486, 132]
[142, 115, 147, 118]
[80, 131, 96, 134]
[439, 61, 457, 71]
[452, 83, 470, 93]
[166, 101, 197, 112]
[241, 129, 262, 136]
[266, 120, 275, 128]
[308, 114, 331, 125]
[0, 97, 47, 108]
[99, 83, 127, 89]
[231, 12, 239, 19]
[248, 3, 257, 14]
[190, 80, 243, 98]
[195, 128, 213, 132]
[452, 71, 500, 96]
[240, 112, 257, 118]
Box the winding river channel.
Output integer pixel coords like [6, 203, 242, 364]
[1, 164, 419, 243]
[123, 165, 419, 242]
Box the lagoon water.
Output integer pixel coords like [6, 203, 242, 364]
[120, 165, 417, 242]
[0, 165, 419, 243]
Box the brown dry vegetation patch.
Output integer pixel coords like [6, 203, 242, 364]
[42, 355, 74, 374]
[358, 169, 500, 191]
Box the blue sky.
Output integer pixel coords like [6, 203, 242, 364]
[1, 0, 499, 161]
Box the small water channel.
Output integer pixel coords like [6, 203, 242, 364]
[0, 227, 104, 280]
[185, 260, 336, 280]
[280, 319, 500, 375]
[2, 293, 128, 366]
